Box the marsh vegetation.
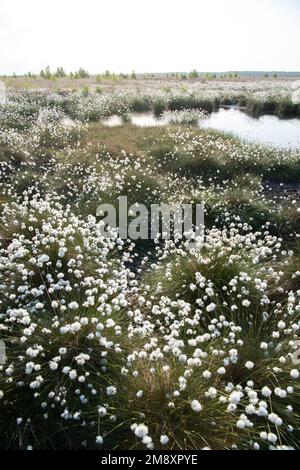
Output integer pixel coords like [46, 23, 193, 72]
[0, 83, 300, 450]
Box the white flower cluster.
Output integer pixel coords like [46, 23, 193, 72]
[0, 87, 299, 451]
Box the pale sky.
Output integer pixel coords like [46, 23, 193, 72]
[0, 0, 299, 75]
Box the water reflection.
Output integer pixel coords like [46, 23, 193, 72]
[102, 109, 300, 148]
[201, 108, 300, 148]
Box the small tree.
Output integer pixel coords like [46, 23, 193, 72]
[75, 68, 90, 79]
[45, 66, 52, 79]
[189, 69, 199, 79]
[55, 67, 66, 78]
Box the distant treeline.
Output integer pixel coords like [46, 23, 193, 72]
[1, 67, 138, 81]
[1, 68, 300, 80]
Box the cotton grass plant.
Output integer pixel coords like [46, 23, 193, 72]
[0, 87, 299, 450]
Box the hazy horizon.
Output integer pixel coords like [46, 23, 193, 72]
[2, 70, 300, 77]
[1, 0, 300, 76]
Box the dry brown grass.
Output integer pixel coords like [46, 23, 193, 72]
[2, 75, 287, 90]
[2, 76, 141, 90]
[79, 122, 167, 157]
